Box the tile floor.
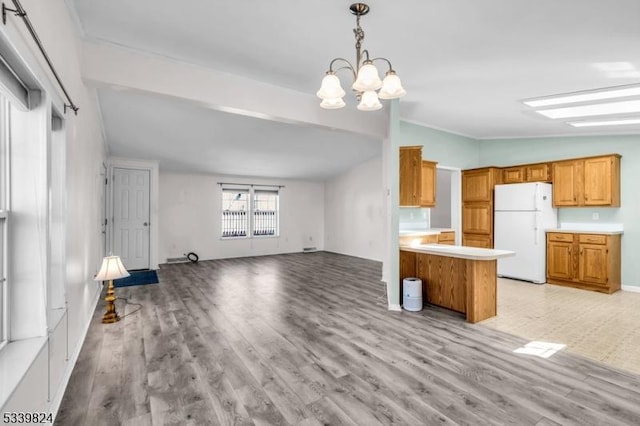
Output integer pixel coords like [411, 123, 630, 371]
[480, 278, 640, 375]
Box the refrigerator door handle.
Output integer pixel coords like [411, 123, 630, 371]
[534, 183, 540, 211]
[534, 212, 541, 245]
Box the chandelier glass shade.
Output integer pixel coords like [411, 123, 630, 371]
[317, 3, 406, 111]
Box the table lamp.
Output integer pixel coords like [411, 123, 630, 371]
[95, 255, 130, 324]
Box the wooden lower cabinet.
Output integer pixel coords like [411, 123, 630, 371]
[399, 250, 417, 294]
[416, 252, 466, 313]
[437, 231, 455, 245]
[546, 232, 621, 293]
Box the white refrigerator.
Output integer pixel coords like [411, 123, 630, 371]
[494, 182, 557, 284]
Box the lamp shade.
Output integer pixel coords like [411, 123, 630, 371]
[320, 96, 346, 109]
[352, 62, 382, 92]
[378, 71, 407, 99]
[317, 73, 346, 99]
[94, 255, 130, 281]
[357, 90, 382, 111]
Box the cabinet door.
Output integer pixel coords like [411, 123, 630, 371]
[463, 233, 492, 248]
[552, 160, 581, 206]
[547, 241, 574, 280]
[462, 204, 492, 234]
[583, 157, 613, 206]
[416, 253, 440, 306]
[502, 167, 524, 184]
[462, 169, 493, 202]
[579, 243, 608, 285]
[526, 163, 551, 182]
[399, 147, 422, 206]
[419, 161, 437, 207]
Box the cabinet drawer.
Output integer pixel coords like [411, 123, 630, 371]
[438, 231, 455, 242]
[579, 234, 607, 245]
[547, 232, 574, 242]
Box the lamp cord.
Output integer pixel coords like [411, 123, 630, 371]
[115, 297, 143, 318]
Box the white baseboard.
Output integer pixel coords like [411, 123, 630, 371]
[49, 284, 102, 423]
[622, 285, 640, 293]
[388, 303, 402, 311]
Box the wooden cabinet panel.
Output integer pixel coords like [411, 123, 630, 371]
[579, 244, 608, 285]
[583, 156, 620, 206]
[552, 160, 582, 206]
[400, 147, 439, 207]
[552, 155, 620, 207]
[463, 234, 492, 248]
[399, 147, 422, 206]
[438, 231, 455, 245]
[547, 232, 621, 293]
[420, 160, 437, 207]
[399, 250, 417, 302]
[579, 234, 606, 245]
[547, 241, 574, 280]
[462, 169, 495, 202]
[548, 232, 573, 243]
[416, 253, 466, 313]
[525, 163, 551, 182]
[462, 204, 492, 234]
[502, 167, 524, 184]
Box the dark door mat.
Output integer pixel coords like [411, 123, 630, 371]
[114, 270, 159, 287]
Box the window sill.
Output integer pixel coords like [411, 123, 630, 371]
[0, 336, 47, 409]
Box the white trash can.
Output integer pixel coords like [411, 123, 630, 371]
[403, 277, 423, 312]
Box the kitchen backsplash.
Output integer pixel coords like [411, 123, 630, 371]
[399, 208, 430, 231]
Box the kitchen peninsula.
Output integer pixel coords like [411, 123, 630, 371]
[400, 244, 515, 323]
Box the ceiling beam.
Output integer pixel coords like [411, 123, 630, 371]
[81, 41, 386, 139]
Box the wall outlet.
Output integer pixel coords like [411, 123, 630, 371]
[592, 212, 599, 220]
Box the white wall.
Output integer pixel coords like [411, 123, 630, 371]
[1, 0, 106, 416]
[324, 156, 385, 262]
[159, 172, 325, 262]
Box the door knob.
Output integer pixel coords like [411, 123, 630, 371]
[143, 222, 149, 226]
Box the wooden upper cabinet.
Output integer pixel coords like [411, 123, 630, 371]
[525, 163, 551, 182]
[420, 160, 437, 207]
[399, 147, 422, 206]
[552, 154, 620, 207]
[399, 146, 438, 207]
[583, 155, 620, 206]
[462, 168, 499, 202]
[502, 166, 524, 184]
[552, 160, 582, 206]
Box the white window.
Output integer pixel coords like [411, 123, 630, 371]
[221, 189, 249, 237]
[253, 189, 278, 236]
[221, 186, 280, 238]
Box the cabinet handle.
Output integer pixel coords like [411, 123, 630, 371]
[580, 248, 583, 254]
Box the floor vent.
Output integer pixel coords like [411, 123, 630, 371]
[166, 256, 188, 263]
[303, 247, 317, 253]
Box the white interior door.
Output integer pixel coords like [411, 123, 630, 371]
[113, 167, 150, 270]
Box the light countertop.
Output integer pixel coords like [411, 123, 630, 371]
[400, 244, 515, 260]
[546, 229, 624, 235]
[399, 228, 454, 237]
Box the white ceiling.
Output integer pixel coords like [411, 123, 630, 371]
[68, 0, 640, 178]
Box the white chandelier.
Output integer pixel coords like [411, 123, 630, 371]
[317, 3, 406, 111]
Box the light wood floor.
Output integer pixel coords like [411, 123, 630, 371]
[56, 252, 640, 425]
[481, 278, 640, 375]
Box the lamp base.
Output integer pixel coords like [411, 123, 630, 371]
[102, 312, 121, 324]
[101, 279, 121, 324]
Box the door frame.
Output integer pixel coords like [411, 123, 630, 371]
[107, 157, 159, 270]
[436, 165, 462, 245]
